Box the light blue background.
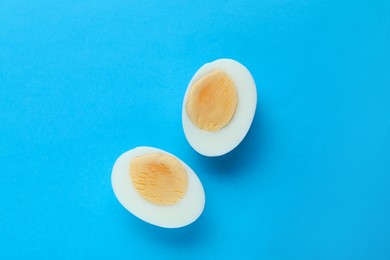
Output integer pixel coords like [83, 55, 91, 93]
[1, 0, 390, 259]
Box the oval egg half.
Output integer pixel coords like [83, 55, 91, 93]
[111, 146, 205, 228]
[182, 59, 257, 156]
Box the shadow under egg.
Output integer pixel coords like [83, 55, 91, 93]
[193, 108, 265, 178]
[121, 204, 211, 247]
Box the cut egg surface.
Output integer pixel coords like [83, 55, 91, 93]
[111, 146, 205, 228]
[182, 59, 257, 156]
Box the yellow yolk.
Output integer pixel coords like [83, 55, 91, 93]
[186, 70, 238, 132]
[130, 153, 188, 206]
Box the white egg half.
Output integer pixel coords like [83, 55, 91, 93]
[111, 146, 205, 228]
[182, 59, 257, 156]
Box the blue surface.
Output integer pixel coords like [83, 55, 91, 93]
[1, 0, 390, 259]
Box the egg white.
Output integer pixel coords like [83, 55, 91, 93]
[182, 59, 257, 157]
[111, 146, 205, 228]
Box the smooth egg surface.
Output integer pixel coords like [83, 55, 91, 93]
[182, 59, 257, 156]
[111, 147, 205, 228]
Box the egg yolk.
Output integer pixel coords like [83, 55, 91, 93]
[130, 153, 188, 206]
[186, 70, 238, 132]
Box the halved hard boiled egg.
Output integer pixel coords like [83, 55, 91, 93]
[111, 146, 205, 228]
[182, 59, 257, 156]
